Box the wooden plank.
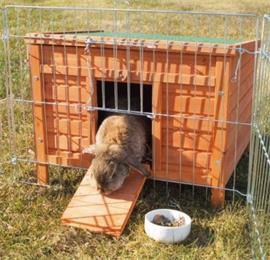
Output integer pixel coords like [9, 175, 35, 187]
[161, 129, 212, 151]
[48, 151, 85, 158]
[45, 104, 89, 118]
[229, 89, 253, 123]
[48, 154, 91, 168]
[45, 84, 89, 103]
[211, 189, 225, 208]
[225, 107, 251, 152]
[161, 94, 214, 116]
[152, 81, 163, 172]
[41, 64, 215, 87]
[209, 56, 232, 207]
[43, 73, 88, 87]
[47, 119, 90, 137]
[222, 133, 250, 185]
[227, 52, 255, 121]
[165, 83, 215, 97]
[161, 147, 211, 168]
[219, 110, 251, 186]
[61, 169, 146, 237]
[154, 166, 211, 185]
[25, 33, 240, 56]
[161, 116, 215, 132]
[223, 107, 251, 153]
[41, 45, 216, 76]
[95, 52, 215, 77]
[229, 57, 255, 95]
[28, 44, 48, 184]
[238, 53, 255, 69]
[47, 134, 89, 152]
[235, 40, 257, 53]
[228, 74, 253, 113]
[86, 77, 97, 146]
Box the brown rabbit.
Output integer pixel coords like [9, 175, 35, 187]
[83, 115, 150, 194]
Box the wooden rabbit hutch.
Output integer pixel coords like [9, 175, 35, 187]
[25, 31, 256, 236]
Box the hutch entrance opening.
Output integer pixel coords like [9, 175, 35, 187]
[96, 80, 152, 152]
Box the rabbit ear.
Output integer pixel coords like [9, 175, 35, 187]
[126, 159, 150, 177]
[82, 144, 97, 155]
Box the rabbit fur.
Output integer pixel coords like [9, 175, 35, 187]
[83, 115, 150, 194]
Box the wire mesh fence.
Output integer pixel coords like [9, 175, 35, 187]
[0, 8, 11, 171]
[2, 6, 259, 198]
[248, 14, 270, 260]
[0, 4, 269, 258]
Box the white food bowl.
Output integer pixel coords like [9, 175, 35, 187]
[144, 209, 192, 243]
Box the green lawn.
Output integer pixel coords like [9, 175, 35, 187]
[0, 1, 269, 259]
[0, 164, 252, 259]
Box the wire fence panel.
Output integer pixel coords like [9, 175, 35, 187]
[2, 4, 270, 256]
[1, 5, 260, 205]
[0, 8, 11, 170]
[248, 14, 270, 260]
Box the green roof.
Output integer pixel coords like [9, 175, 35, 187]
[68, 31, 239, 44]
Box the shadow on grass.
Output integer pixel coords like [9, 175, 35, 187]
[183, 223, 214, 247]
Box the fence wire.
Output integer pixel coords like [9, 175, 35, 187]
[248, 14, 270, 260]
[0, 8, 11, 171]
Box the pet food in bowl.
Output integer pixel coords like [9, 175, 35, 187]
[152, 214, 185, 227]
[144, 209, 191, 243]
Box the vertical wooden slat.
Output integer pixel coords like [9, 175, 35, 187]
[28, 45, 48, 184]
[152, 81, 163, 173]
[86, 77, 97, 146]
[210, 56, 232, 207]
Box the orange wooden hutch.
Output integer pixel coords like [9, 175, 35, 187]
[25, 31, 256, 220]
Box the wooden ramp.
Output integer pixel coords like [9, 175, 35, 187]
[61, 169, 146, 237]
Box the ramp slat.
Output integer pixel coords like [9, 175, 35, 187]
[61, 169, 146, 237]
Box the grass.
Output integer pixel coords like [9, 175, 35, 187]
[0, 164, 252, 259]
[0, 0, 269, 259]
